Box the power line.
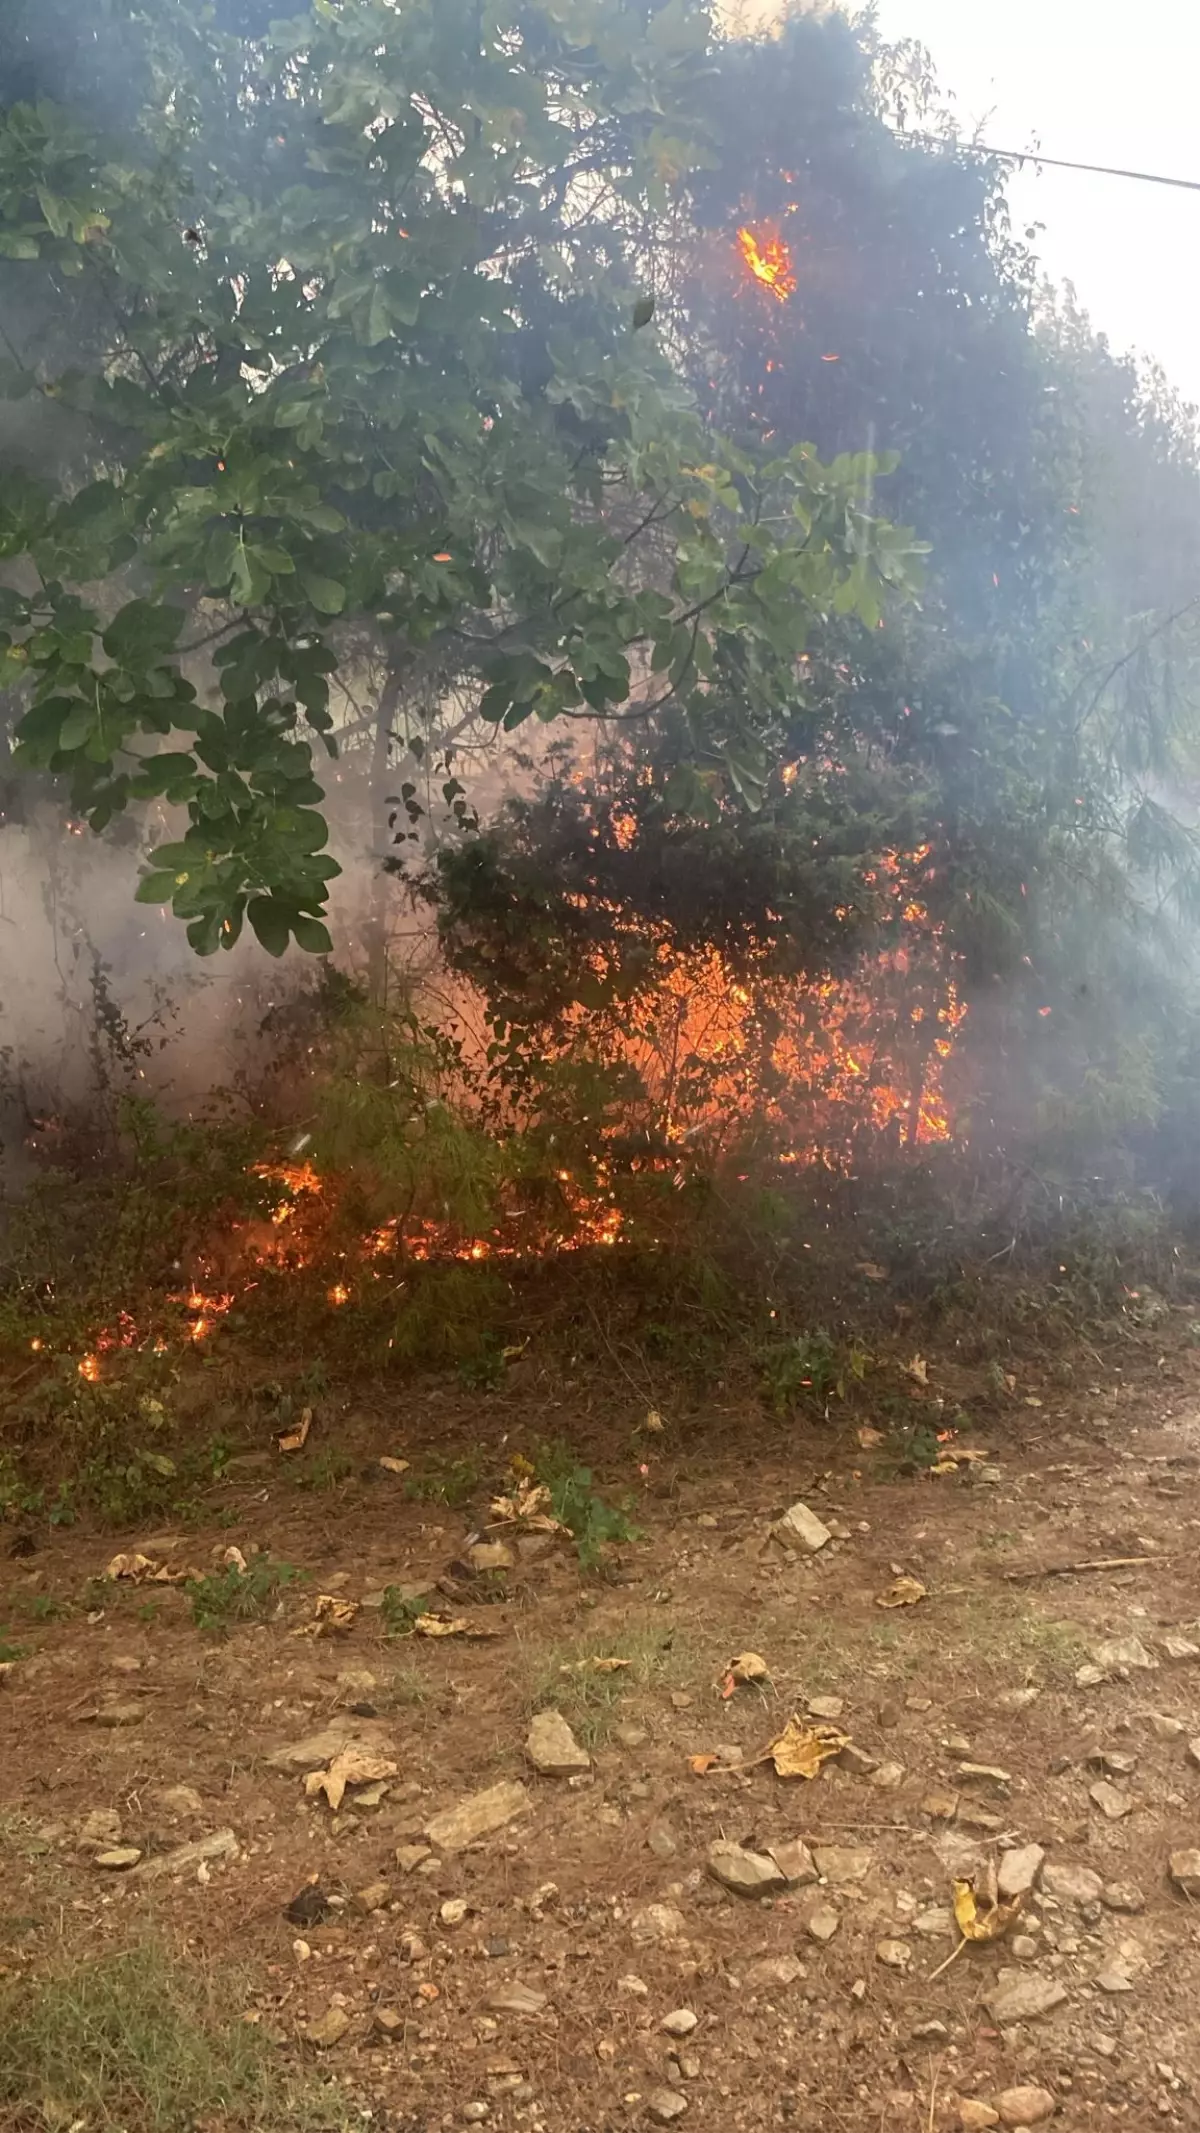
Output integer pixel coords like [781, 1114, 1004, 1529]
[904, 135, 1200, 198]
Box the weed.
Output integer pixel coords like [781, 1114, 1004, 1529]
[0, 1631, 25, 1663]
[456, 1346, 506, 1393]
[294, 1447, 355, 1493]
[758, 1329, 869, 1416]
[404, 1453, 484, 1508]
[387, 1660, 430, 1705]
[0, 1940, 348, 2131]
[523, 1623, 678, 1748]
[380, 1586, 432, 1638]
[185, 1556, 304, 1635]
[534, 1442, 640, 1571]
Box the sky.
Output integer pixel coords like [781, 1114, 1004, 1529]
[868, 0, 1200, 405]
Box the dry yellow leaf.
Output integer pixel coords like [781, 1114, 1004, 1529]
[304, 1748, 398, 1812]
[857, 1426, 886, 1449]
[413, 1613, 501, 1640]
[296, 1594, 360, 1639]
[952, 1868, 1021, 1944]
[875, 1576, 927, 1609]
[906, 1355, 929, 1386]
[765, 1716, 848, 1779]
[728, 1651, 769, 1684]
[104, 1552, 188, 1585]
[559, 1656, 631, 1676]
[221, 1545, 249, 1573]
[488, 1480, 562, 1533]
[277, 1405, 312, 1453]
[379, 1456, 409, 1475]
[689, 1753, 720, 1775]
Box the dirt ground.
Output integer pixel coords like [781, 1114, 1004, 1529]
[5, 1329, 1200, 2132]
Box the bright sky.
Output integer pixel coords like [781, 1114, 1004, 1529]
[869, 0, 1200, 405]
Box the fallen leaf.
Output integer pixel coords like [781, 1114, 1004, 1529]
[296, 1594, 360, 1638]
[721, 1650, 770, 1699]
[221, 1545, 248, 1573]
[488, 1480, 563, 1533]
[875, 1576, 927, 1609]
[952, 1862, 1021, 1943]
[379, 1456, 409, 1476]
[277, 1405, 312, 1454]
[559, 1657, 631, 1676]
[764, 1716, 849, 1779]
[304, 1747, 398, 1812]
[857, 1426, 886, 1449]
[104, 1552, 188, 1585]
[906, 1355, 929, 1386]
[413, 1612, 501, 1640]
[855, 1261, 889, 1282]
[643, 1407, 665, 1433]
[689, 1753, 720, 1775]
[0, 1661, 15, 1682]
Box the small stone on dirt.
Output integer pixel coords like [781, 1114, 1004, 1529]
[1041, 1862, 1103, 1906]
[526, 1710, 589, 1777]
[660, 2009, 698, 2036]
[1101, 1881, 1145, 1912]
[467, 1540, 516, 1574]
[870, 1760, 905, 1789]
[619, 1974, 650, 1995]
[804, 1901, 841, 1943]
[767, 1838, 818, 1887]
[837, 1742, 878, 1777]
[441, 1898, 469, 1926]
[425, 1779, 531, 1853]
[1089, 1636, 1158, 1675]
[1161, 1633, 1200, 1662]
[646, 2090, 688, 2123]
[813, 1845, 873, 1884]
[922, 1790, 960, 1821]
[913, 1906, 956, 1939]
[746, 1955, 805, 1989]
[266, 1720, 372, 1773]
[374, 2007, 404, 2036]
[396, 1843, 432, 1872]
[957, 2100, 1000, 2128]
[306, 2005, 352, 2049]
[646, 1820, 678, 1862]
[807, 1694, 844, 1720]
[707, 1840, 786, 1896]
[774, 1501, 832, 1553]
[631, 1903, 686, 1943]
[152, 1785, 204, 1817]
[94, 1700, 145, 1728]
[985, 1972, 1069, 2025]
[488, 1982, 548, 2016]
[957, 1762, 1012, 1793]
[997, 1687, 1041, 1713]
[1089, 1780, 1135, 1820]
[875, 1939, 911, 1969]
[355, 1881, 389, 1914]
[1095, 1963, 1134, 1993]
[1149, 1712, 1186, 1741]
[997, 2087, 1056, 2128]
[998, 1845, 1045, 1901]
[94, 1847, 141, 1869]
[1169, 1849, 1200, 1896]
[614, 1723, 649, 1749]
[135, 1828, 238, 1881]
[78, 1809, 123, 1850]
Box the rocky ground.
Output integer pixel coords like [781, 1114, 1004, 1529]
[5, 1344, 1200, 2131]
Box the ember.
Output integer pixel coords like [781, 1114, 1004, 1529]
[735, 223, 796, 302]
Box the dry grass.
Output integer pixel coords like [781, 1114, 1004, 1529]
[517, 1619, 687, 1747]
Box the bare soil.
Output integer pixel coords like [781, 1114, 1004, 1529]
[5, 1331, 1200, 2131]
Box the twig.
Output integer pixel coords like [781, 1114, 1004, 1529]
[1003, 1554, 1162, 1582]
[926, 1936, 968, 1983]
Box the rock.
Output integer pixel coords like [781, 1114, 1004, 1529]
[707, 1841, 786, 1896]
[957, 1805, 1005, 1835]
[1088, 1748, 1137, 1777]
[374, 2006, 404, 2036]
[267, 1721, 378, 1773]
[922, 1791, 960, 1821]
[1074, 1665, 1106, 1689]
[1188, 1737, 1200, 1770]
[997, 1687, 1041, 1713]
[767, 1838, 818, 1887]
[619, 1975, 649, 1995]
[306, 2005, 351, 2048]
[462, 2104, 489, 2123]
[526, 1709, 590, 1777]
[647, 1820, 678, 1862]
[774, 1501, 832, 1553]
[997, 2087, 1056, 2127]
[669, 1691, 692, 1710]
[912, 2020, 948, 2042]
[399, 1931, 429, 1963]
[838, 1742, 878, 1777]
[813, 1845, 873, 1884]
[152, 1784, 204, 1817]
[870, 1760, 905, 1790]
[78, 1809, 123, 1850]
[1089, 1780, 1134, 1820]
[355, 1881, 389, 1914]
[94, 1700, 145, 1728]
[1169, 1849, 1200, 1897]
[804, 1901, 841, 1944]
[806, 1694, 844, 1720]
[646, 2090, 688, 2123]
[135, 1829, 239, 1881]
[985, 1973, 1069, 2025]
[913, 1906, 956, 1939]
[334, 1669, 378, 1703]
[1101, 1881, 1145, 1913]
[440, 1898, 469, 1926]
[1149, 1713, 1186, 1741]
[467, 1540, 516, 1574]
[1041, 1862, 1103, 1906]
[425, 1780, 531, 1853]
[998, 1845, 1045, 1901]
[614, 1723, 649, 1749]
[660, 2009, 698, 2036]
[631, 1903, 686, 1943]
[94, 1847, 142, 1869]
[1089, 1636, 1158, 1676]
[875, 1939, 911, 1969]
[487, 1982, 548, 2016]
[958, 2102, 1000, 2129]
[1011, 1935, 1040, 1961]
[1095, 1962, 1134, 1993]
[746, 1955, 805, 1989]
[396, 1844, 432, 1873]
[1161, 1633, 1200, 1661]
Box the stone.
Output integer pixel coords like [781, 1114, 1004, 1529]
[806, 1694, 844, 1720]
[1101, 1881, 1145, 1913]
[1088, 1749, 1137, 1778]
[647, 2090, 688, 2123]
[875, 1938, 911, 1969]
[306, 2005, 351, 2048]
[1041, 1862, 1103, 1907]
[94, 1700, 145, 1728]
[1089, 1780, 1134, 1820]
[997, 1687, 1040, 1712]
[487, 1982, 548, 2016]
[957, 1806, 1004, 1834]
[911, 2020, 948, 2042]
[766, 1838, 818, 1887]
[374, 2006, 405, 2036]
[94, 1847, 142, 1869]
[997, 2087, 1056, 2127]
[837, 1742, 878, 1777]
[647, 1821, 678, 1862]
[467, 1540, 516, 1574]
[1149, 1713, 1186, 1741]
[440, 1898, 469, 1926]
[660, 2009, 698, 2036]
[355, 1881, 389, 1914]
[266, 1721, 378, 1773]
[396, 1844, 432, 1872]
[462, 2105, 489, 2124]
[774, 1501, 832, 1553]
[1161, 1633, 1200, 1661]
[958, 2104, 1000, 2129]
[1074, 1666, 1106, 1689]
[958, 1762, 1012, 1792]
[152, 1785, 204, 1817]
[425, 1780, 531, 1853]
[135, 1829, 239, 1881]
[922, 1790, 960, 1821]
[1095, 1963, 1134, 1994]
[334, 1669, 378, 1702]
[870, 1760, 905, 1790]
[78, 1809, 123, 1850]
[707, 1841, 786, 1896]
[998, 1845, 1045, 1902]
[813, 1845, 873, 1884]
[913, 1906, 956, 1939]
[619, 1975, 650, 1995]
[631, 1903, 686, 1943]
[1089, 1636, 1158, 1676]
[1189, 1737, 1200, 1770]
[614, 1722, 649, 1749]
[1011, 1935, 1039, 1961]
[985, 1973, 1069, 2025]
[526, 1710, 589, 1777]
[1169, 1849, 1200, 1896]
[399, 1931, 429, 1963]
[804, 1901, 841, 1943]
[746, 1955, 805, 1989]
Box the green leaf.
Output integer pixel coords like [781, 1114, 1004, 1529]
[102, 600, 185, 666]
[291, 914, 333, 953]
[300, 572, 346, 615]
[135, 870, 180, 905]
[247, 896, 293, 956]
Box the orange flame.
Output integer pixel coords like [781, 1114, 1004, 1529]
[735, 224, 796, 302]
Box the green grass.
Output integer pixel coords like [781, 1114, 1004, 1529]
[0, 1942, 348, 2131]
[521, 1622, 682, 1749]
[185, 1556, 304, 1635]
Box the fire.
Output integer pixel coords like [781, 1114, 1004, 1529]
[78, 1352, 100, 1382]
[735, 223, 796, 302]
